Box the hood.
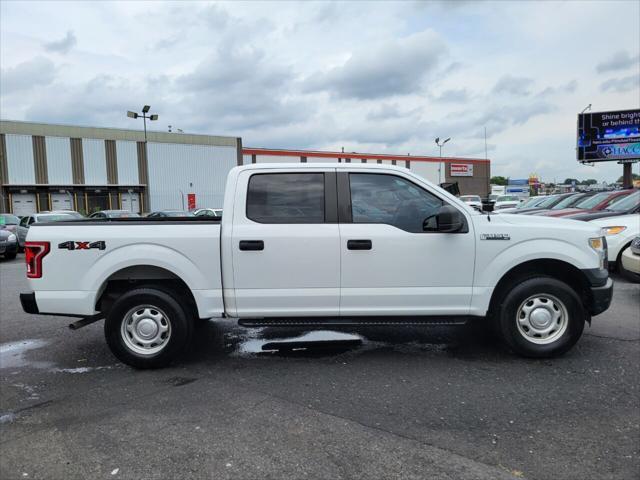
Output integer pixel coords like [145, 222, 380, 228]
[491, 212, 601, 235]
[535, 208, 582, 217]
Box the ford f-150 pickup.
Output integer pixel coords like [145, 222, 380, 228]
[20, 163, 613, 368]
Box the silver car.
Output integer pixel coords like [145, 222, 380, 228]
[17, 213, 76, 248]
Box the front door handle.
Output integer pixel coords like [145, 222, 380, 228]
[239, 240, 264, 251]
[347, 239, 372, 250]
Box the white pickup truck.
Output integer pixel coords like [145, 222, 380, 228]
[20, 163, 613, 368]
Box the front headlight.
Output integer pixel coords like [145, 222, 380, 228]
[7, 233, 16, 242]
[589, 236, 607, 269]
[603, 226, 627, 236]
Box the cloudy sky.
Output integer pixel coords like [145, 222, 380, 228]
[1, 1, 639, 183]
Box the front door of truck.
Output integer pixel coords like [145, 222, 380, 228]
[338, 171, 476, 316]
[230, 169, 340, 317]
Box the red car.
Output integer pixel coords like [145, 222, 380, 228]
[535, 190, 634, 218]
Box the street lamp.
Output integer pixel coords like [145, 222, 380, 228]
[435, 137, 451, 184]
[126, 105, 159, 143]
[581, 104, 592, 114]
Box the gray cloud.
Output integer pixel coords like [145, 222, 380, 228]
[596, 50, 640, 73]
[43, 30, 77, 54]
[492, 75, 534, 96]
[600, 74, 639, 93]
[536, 79, 578, 97]
[433, 88, 471, 103]
[304, 30, 446, 99]
[0, 56, 56, 95]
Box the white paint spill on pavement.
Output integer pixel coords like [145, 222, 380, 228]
[0, 412, 17, 424]
[0, 339, 50, 369]
[52, 366, 114, 374]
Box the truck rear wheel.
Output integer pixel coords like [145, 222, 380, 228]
[496, 277, 586, 358]
[104, 287, 192, 369]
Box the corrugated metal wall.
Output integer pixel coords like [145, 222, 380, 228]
[5, 134, 35, 184]
[147, 142, 237, 211]
[408, 162, 440, 184]
[115, 140, 139, 185]
[82, 138, 107, 184]
[45, 136, 73, 184]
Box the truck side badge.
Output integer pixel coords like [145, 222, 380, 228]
[58, 241, 106, 250]
[480, 234, 510, 240]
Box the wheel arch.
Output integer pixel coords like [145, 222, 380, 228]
[488, 258, 593, 322]
[95, 265, 198, 320]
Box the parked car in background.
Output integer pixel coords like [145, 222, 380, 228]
[459, 195, 483, 211]
[531, 192, 596, 216]
[493, 195, 523, 211]
[89, 210, 141, 219]
[147, 210, 195, 218]
[0, 227, 18, 259]
[620, 237, 640, 282]
[535, 190, 634, 218]
[590, 214, 640, 272]
[567, 190, 640, 221]
[40, 210, 84, 219]
[16, 213, 76, 248]
[193, 208, 223, 218]
[0, 213, 21, 234]
[512, 193, 582, 215]
[494, 195, 548, 213]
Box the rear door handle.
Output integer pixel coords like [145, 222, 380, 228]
[347, 239, 372, 250]
[239, 240, 264, 251]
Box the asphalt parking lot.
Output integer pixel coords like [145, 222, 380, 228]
[1, 254, 638, 480]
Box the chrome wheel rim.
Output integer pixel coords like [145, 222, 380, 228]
[121, 305, 171, 355]
[516, 294, 568, 345]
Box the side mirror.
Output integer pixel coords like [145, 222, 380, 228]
[433, 205, 465, 233]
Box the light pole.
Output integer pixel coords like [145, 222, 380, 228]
[127, 106, 158, 212]
[435, 137, 451, 184]
[127, 105, 158, 143]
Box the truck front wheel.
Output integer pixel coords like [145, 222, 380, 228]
[104, 287, 193, 369]
[496, 277, 586, 358]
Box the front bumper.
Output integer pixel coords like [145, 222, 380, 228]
[589, 278, 613, 316]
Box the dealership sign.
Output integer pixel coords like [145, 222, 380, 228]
[577, 109, 640, 162]
[450, 163, 473, 177]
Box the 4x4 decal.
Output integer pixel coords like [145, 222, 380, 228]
[58, 241, 106, 250]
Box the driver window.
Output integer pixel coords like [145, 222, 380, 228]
[349, 173, 444, 233]
[20, 217, 29, 227]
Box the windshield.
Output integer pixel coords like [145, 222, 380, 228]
[518, 197, 544, 208]
[497, 196, 518, 202]
[37, 214, 74, 223]
[551, 194, 585, 210]
[536, 195, 565, 208]
[107, 211, 140, 218]
[0, 214, 20, 225]
[164, 211, 194, 217]
[607, 191, 639, 211]
[575, 192, 611, 209]
[460, 196, 481, 202]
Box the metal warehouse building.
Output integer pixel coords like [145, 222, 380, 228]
[0, 120, 490, 215]
[0, 120, 241, 216]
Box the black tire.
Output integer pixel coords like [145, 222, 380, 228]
[4, 249, 17, 260]
[495, 277, 586, 358]
[104, 287, 193, 369]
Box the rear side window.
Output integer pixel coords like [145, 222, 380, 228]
[247, 173, 325, 223]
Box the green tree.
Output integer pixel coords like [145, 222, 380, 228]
[617, 173, 640, 183]
[581, 179, 598, 185]
[563, 178, 579, 185]
[490, 176, 508, 186]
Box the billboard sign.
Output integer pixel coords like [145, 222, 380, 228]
[187, 193, 196, 210]
[450, 163, 473, 177]
[577, 109, 640, 162]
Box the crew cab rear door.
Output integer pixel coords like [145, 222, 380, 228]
[229, 168, 340, 317]
[337, 170, 475, 316]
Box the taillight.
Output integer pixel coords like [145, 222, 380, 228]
[25, 241, 50, 279]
